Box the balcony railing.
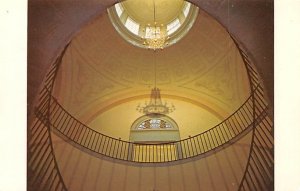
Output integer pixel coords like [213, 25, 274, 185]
[28, 44, 69, 191]
[28, 32, 274, 190]
[34, 84, 266, 163]
[231, 35, 274, 191]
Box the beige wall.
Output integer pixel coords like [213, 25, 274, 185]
[28, 0, 273, 119]
[52, 130, 252, 191]
[88, 98, 221, 140]
[52, 9, 250, 141]
[27, 1, 274, 190]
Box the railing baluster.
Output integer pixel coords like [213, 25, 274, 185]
[257, 120, 273, 145]
[160, 144, 163, 162]
[79, 127, 88, 146]
[119, 141, 124, 160]
[252, 144, 272, 173]
[192, 137, 200, 155]
[207, 130, 216, 149]
[29, 136, 49, 167]
[60, 113, 71, 134]
[253, 135, 273, 162]
[104, 137, 111, 156]
[166, 143, 170, 161]
[48, 102, 60, 124]
[92, 133, 99, 151]
[225, 119, 237, 136]
[86, 130, 93, 148]
[232, 114, 243, 132]
[216, 125, 226, 144]
[56, 109, 65, 132]
[220, 125, 228, 143]
[65, 117, 75, 137]
[255, 126, 273, 149]
[51, 106, 62, 127]
[29, 125, 47, 151]
[97, 134, 104, 153]
[111, 139, 116, 158]
[122, 141, 127, 160]
[246, 171, 258, 191]
[89, 132, 96, 150]
[188, 138, 194, 157]
[31, 149, 52, 186]
[249, 155, 269, 188]
[251, 147, 273, 180]
[31, 142, 51, 171]
[236, 109, 249, 130]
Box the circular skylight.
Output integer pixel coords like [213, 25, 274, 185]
[108, 0, 198, 49]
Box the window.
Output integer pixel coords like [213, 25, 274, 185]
[167, 19, 180, 35]
[125, 17, 140, 35]
[145, 26, 161, 39]
[115, 3, 123, 17]
[109, 1, 198, 49]
[183, 3, 191, 17]
[137, 118, 173, 129]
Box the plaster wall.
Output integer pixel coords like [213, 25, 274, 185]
[28, 0, 273, 119]
[88, 98, 221, 140]
[52, 130, 252, 191]
[51, 9, 250, 129]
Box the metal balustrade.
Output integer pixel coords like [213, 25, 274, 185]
[231, 35, 274, 191]
[28, 44, 69, 191]
[34, 85, 266, 163]
[28, 32, 274, 190]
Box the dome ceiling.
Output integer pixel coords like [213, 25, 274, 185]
[52, 6, 250, 138]
[108, 0, 198, 49]
[121, 0, 184, 24]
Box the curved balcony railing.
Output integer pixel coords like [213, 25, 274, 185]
[28, 32, 274, 190]
[28, 44, 69, 191]
[35, 84, 266, 163]
[32, 33, 271, 164]
[230, 35, 274, 191]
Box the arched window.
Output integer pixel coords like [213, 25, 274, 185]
[130, 114, 180, 143]
[129, 114, 181, 161]
[137, 118, 173, 129]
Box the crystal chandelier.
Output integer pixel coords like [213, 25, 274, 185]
[136, 87, 175, 115]
[137, 0, 174, 115]
[143, 0, 168, 50]
[144, 24, 167, 50]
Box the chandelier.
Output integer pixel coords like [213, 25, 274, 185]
[144, 24, 168, 50]
[137, 0, 174, 115]
[143, 0, 168, 50]
[136, 87, 175, 115]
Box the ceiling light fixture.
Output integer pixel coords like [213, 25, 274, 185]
[143, 0, 169, 50]
[137, 26, 175, 115]
[136, 87, 175, 115]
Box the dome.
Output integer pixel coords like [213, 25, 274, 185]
[108, 0, 199, 49]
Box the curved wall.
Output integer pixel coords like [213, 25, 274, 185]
[88, 98, 221, 140]
[52, 130, 253, 191]
[27, 1, 273, 190]
[51, 9, 250, 139]
[28, 0, 273, 119]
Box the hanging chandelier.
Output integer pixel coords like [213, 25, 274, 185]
[136, 87, 175, 115]
[137, 0, 174, 115]
[144, 24, 168, 50]
[143, 0, 169, 50]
